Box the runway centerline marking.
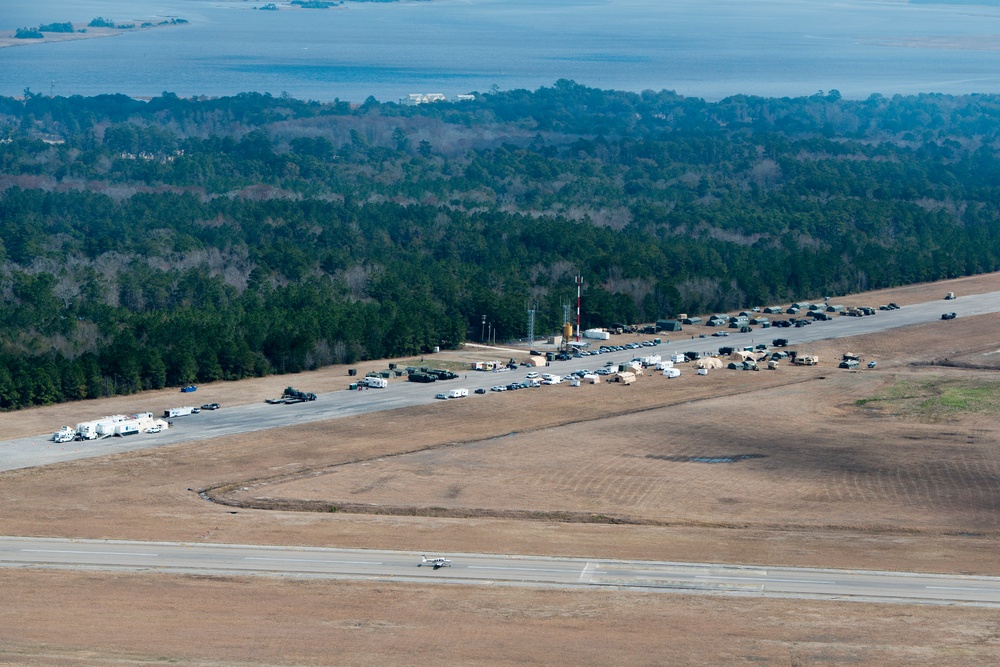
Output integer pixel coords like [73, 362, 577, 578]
[244, 557, 383, 565]
[926, 586, 993, 591]
[467, 566, 578, 573]
[21, 549, 158, 557]
[696, 575, 836, 585]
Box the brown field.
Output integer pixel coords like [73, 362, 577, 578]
[3, 272, 1000, 665]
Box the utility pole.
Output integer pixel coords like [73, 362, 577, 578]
[481, 315, 486, 343]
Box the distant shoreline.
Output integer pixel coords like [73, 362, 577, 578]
[0, 20, 187, 51]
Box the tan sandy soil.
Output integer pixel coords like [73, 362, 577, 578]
[4, 275, 1000, 665]
[2, 569, 999, 667]
[237, 368, 1000, 533]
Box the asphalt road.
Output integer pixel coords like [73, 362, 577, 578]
[1, 291, 996, 473]
[1, 536, 998, 607]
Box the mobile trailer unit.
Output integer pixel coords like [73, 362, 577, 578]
[583, 329, 611, 340]
[76, 413, 151, 440]
[164, 406, 196, 418]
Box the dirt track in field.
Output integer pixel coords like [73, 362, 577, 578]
[4, 272, 1000, 666]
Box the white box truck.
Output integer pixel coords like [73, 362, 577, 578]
[52, 426, 76, 443]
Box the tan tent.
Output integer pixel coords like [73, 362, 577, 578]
[525, 356, 546, 367]
[729, 350, 754, 362]
[613, 371, 636, 385]
[696, 357, 724, 369]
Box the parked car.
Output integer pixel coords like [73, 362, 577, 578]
[941, 312, 957, 320]
[474, 388, 487, 394]
[200, 403, 221, 410]
[435, 393, 448, 400]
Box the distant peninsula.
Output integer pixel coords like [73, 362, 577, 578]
[0, 16, 188, 50]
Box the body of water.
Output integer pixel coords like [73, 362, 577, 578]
[3, 0, 1000, 102]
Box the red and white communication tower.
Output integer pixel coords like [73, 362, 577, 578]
[575, 274, 583, 341]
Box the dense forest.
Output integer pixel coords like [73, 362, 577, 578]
[1, 81, 999, 408]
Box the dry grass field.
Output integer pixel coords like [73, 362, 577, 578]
[3, 271, 1000, 665]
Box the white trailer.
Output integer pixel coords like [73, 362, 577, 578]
[671, 353, 686, 363]
[76, 415, 122, 440]
[583, 328, 611, 340]
[164, 406, 196, 418]
[663, 368, 682, 378]
[447, 388, 468, 398]
[75, 414, 144, 440]
[640, 354, 662, 367]
[655, 360, 674, 370]
[362, 376, 388, 389]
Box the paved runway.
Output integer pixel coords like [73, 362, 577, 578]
[1, 536, 998, 607]
[1, 290, 996, 473]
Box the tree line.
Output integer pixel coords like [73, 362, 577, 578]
[0, 82, 999, 408]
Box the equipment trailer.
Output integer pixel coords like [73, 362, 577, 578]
[266, 387, 318, 404]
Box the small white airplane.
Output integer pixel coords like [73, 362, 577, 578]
[420, 555, 453, 568]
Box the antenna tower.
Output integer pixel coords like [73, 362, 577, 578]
[575, 275, 583, 341]
[527, 305, 536, 344]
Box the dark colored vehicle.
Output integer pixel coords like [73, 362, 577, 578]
[772, 338, 789, 347]
[941, 312, 957, 320]
[474, 388, 487, 394]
